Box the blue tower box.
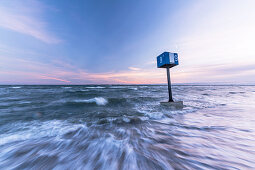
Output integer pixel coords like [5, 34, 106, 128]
[157, 52, 178, 68]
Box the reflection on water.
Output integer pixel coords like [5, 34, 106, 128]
[0, 85, 255, 169]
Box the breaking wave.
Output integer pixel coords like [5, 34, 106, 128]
[10, 86, 21, 89]
[86, 86, 105, 89]
[74, 97, 108, 105]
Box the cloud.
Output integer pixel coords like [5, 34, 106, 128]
[0, 0, 61, 44]
[128, 67, 141, 71]
[0, 53, 166, 84]
[1, 54, 255, 84]
[1, 44, 255, 84]
[40, 75, 71, 83]
[171, 63, 255, 84]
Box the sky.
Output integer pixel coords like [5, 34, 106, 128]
[0, 0, 255, 84]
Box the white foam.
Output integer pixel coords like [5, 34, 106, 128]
[0, 120, 86, 145]
[80, 89, 89, 92]
[10, 86, 21, 89]
[86, 86, 105, 89]
[109, 86, 127, 89]
[129, 87, 138, 90]
[62, 87, 72, 89]
[123, 117, 130, 123]
[0, 134, 32, 145]
[75, 97, 108, 105]
[110, 86, 137, 90]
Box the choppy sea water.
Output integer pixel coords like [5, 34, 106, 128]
[0, 85, 255, 169]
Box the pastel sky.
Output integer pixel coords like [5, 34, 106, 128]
[0, 0, 255, 84]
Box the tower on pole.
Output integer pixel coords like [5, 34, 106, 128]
[157, 52, 183, 108]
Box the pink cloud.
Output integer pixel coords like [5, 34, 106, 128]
[128, 67, 141, 71]
[2, 53, 255, 85]
[40, 75, 71, 83]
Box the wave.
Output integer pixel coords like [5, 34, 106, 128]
[74, 97, 108, 105]
[229, 91, 245, 94]
[129, 87, 138, 90]
[109, 86, 126, 89]
[80, 89, 89, 92]
[86, 86, 105, 89]
[10, 86, 21, 89]
[62, 87, 72, 89]
[18, 101, 31, 104]
[0, 120, 86, 146]
[109, 86, 138, 90]
[1, 85, 255, 169]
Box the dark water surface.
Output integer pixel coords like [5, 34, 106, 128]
[0, 85, 255, 169]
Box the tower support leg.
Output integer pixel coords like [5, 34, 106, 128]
[166, 67, 174, 102]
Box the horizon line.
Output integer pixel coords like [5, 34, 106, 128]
[1, 83, 255, 86]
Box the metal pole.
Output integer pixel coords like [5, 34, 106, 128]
[166, 67, 174, 102]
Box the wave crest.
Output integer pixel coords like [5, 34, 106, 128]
[75, 97, 108, 105]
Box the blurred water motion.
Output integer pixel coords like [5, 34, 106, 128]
[0, 85, 255, 169]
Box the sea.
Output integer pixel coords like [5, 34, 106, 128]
[0, 85, 255, 169]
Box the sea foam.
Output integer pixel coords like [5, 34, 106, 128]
[75, 97, 108, 105]
[10, 86, 21, 89]
[86, 86, 105, 89]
